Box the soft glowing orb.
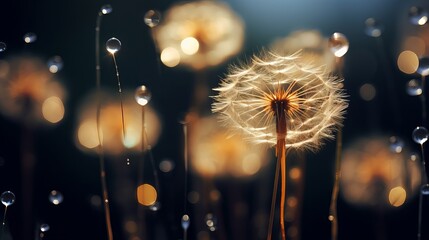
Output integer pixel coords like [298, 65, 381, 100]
[160, 47, 181, 67]
[137, 184, 157, 206]
[388, 186, 406, 207]
[42, 96, 65, 123]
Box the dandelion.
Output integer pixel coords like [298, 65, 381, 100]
[212, 50, 347, 240]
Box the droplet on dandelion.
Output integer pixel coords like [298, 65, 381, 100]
[181, 214, 190, 230]
[1, 191, 15, 207]
[421, 184, 429, 195]
[144, 10, 161, 28]
[40, 223, 50, 232]
[389, 136, 404, 153]
[412, 126, 428, 145]
[417, 57, 429, 76]
[148, 201, 161, 211]
[328, 32, 349, 57]
[0, 42, 7, 52]
[47, 56, 63, 73]
[134, 85, 151, 106]
[205, 213, 217, 232]
[23, 32, 37, 44]
[406, 79, 423, 96]
[106, 37, 121, 54]
[409, 152, 420, 162]
[409, 6, 428, 26]
[49, 190, 63, 205]
[101, 4, 112, 15]
[365, 18, 383, 37]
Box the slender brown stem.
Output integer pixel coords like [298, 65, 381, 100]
[329, 128, 343, 240]
[267, 151, 281, 240]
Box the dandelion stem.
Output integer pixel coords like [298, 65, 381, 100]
[329, 128, 342, 240]
[95, 11, 113, 240]
[267, 150, 280, 240]
[276, 100, 287, 240]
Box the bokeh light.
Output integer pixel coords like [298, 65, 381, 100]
[137, 184, 157, 206]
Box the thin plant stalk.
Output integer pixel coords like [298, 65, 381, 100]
[267, 153, 280, 240]
[95, 11, 113, 240]
[329, 129, 342, 240]
[111, 54, 126, 142]
[182, 121, 189, 240]
[276, 100, 288, 240]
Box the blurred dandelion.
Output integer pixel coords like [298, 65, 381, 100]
[154, 0, 244, 70]
[212, 51, 347, 240]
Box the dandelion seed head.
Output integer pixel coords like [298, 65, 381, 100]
[212, 51, 348, 151]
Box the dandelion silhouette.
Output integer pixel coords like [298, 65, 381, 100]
[212, 50, 348, 240]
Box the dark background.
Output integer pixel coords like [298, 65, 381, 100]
[0, 0, 428, 239]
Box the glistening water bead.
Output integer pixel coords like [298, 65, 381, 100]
[1, 191, 15, 207]
[365, 18, 383, 37]
[181, 214, 190, 230]
[205, 213, 217, 232]
[40, 223, 50, 232]
[389, 136, 405, 153]
[409, 6, 429, 26]
[23, 32, 37, 43]
[422, 184, 429, 195]
[413, 126, 429, 145]
[417, 57, 429, 76]
[135, 85, 152, 106]
[47, 56, 64, 73]
[328, 32, 349, 57]
[106, 37, 121, 54]
[406, 79, 423, 96]
[0, 42, 6, 52]
[101, 4, 112, 15]
[49, 190, 64, 205]
[144, 10, 161, 28]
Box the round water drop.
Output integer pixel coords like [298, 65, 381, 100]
[40, 223, 50, 232]
[148, 201, 161, 211]
[365, 18, 383, 37]
[100, 4, 112, 15]
[47, 56, 63, 73]
[328, 32, 349, 57]
[409, 6, 428, 26]
[144, 10, 161, 28]
[135, 85, 151, 106]
[1, 191, 15, 207]
[49, 190, 63, 205]
[412, 126, 428, 145]
[0, 42, 6, 52]
[417, 57, 429, 76]
[106, 37, 121, 54]
[409, 152, 420, 162]
[421, 184, 429, 195]
[181, 214, 190, 230]
[389, 136, 405, 153]
[23, 32, 37, 43]
[406, 79, 422, 96]
[204, 213, 217, 232]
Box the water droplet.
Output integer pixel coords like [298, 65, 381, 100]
[144, 10, 161, 28]
[100, 4, 112, 15]
[328, 32, 349, 57]
[40, 223, 50, 232]
[49, 190, 63, 205]
[421, 184, 429, 195]
[135, 85, 152, 106]
[406, 79, 423, 96]
[0, 42, 6, 52]
[23, 32, 37, 44]
[148, 201, 161, 211]
[412, 126, 428, 145]
[181, 214, 190, 230]
[389, 136, 405, 153]
[417, 57, 429, 76]
[409, 6, 428, 26]
[47, 56, 63, 73]
[409, 152, 420, 162]
[106, 37, 121, 54]
[328, 215, 334, 221]
[204, 213, 217, 232]
[365, 18, 383, 37]
[1, 191, 15, 207]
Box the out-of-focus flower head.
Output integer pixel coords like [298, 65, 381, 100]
[0, 55, 66, 126]
[189, 116, 269, 178]
[75, 90, 162, 156]
[340, 136, 421, 207]
[155, 0, 244, 70]
[270, 29, 336, 72]
[212, 51, 348, 152]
